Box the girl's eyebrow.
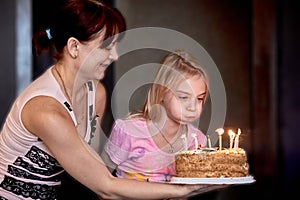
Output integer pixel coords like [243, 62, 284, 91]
[175, 90, 190, 95]
[198, 92, 207, 96]
[176, 90, 207, 96]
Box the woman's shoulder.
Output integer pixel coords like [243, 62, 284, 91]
[19, 67, 60, 100]
[23, 95, 67, 119]
[22, 95, 70, 138]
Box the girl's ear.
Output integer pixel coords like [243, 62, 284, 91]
[66, 37, 79, 59]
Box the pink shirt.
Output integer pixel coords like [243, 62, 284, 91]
[104, 118, 207, 182]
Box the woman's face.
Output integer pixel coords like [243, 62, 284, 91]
[77, 31, 119, 81]
[162, 74, 207, 125]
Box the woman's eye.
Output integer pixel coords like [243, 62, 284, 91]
[99, 43, 112, 50]
[104, 41, 117, 51]
[105, 46, 112, 50]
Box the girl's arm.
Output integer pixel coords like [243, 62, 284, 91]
[101, 150, 118, 174]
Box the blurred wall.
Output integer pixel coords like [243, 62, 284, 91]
[0, 0, 31, 126]
[278, 0, 300, 195]
[0, 1, 17, 125]
[113, 0, 251, 132]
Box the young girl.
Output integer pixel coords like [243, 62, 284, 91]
[102, 49, 209, 182]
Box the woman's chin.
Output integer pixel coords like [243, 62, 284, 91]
[99, 72, 105, 80]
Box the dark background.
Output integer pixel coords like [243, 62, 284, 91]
[0, 0, 299, 199]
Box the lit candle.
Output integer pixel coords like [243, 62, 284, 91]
[228, 129, 236, 149]
[234, 128, 241, 149]
[207, 135, 212, 149]
[192, 133, 198, 150]
[215, 128, 224, 151]
[180, 134, 188, 151]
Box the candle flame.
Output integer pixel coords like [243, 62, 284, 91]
[228, 129, 235, 149]
[234, 128, 241, 149]
[237, 128, 241, 135]
[228, 129, 236, 138]
[215, 128, 224, 135]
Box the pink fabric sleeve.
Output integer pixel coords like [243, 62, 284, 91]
[104, 119, 131, 165]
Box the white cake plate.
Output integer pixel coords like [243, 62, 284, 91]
[169, 175, 256, 185]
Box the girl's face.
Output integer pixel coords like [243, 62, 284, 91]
[162, 74, 207, 125]
[77, 31, 119, 81]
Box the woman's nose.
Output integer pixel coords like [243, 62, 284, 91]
[109, 46, 119, 61]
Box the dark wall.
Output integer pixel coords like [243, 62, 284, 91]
[279, 0, 300, 195]
[0, 1, 16, 126]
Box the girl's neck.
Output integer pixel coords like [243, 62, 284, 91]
[149, 120, 187, 153]
[150, 120, 186, 138]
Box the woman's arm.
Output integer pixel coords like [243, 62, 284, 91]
[21, 96, 222, 199]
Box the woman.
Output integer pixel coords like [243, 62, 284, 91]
[0, 0, 222, 199]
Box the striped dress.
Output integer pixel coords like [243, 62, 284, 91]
[0, 67, 98, 200]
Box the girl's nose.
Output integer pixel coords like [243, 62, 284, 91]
[187, 98, 197, 111]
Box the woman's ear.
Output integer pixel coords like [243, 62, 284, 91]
[67, 37, 79, 59]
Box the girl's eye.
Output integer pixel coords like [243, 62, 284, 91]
[197, 97, 204, 102]
[178, 95, 189, 100]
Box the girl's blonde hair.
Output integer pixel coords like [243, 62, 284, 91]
[129, 49, 209, 121]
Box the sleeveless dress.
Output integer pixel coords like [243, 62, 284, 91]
[0, 67, 98, 200]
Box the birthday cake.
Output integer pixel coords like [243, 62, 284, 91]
[175, 147, 249, 178]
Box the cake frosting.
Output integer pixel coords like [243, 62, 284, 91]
[175, 148, 249, 178]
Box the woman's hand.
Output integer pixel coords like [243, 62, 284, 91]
[182, 184, 228, 198]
